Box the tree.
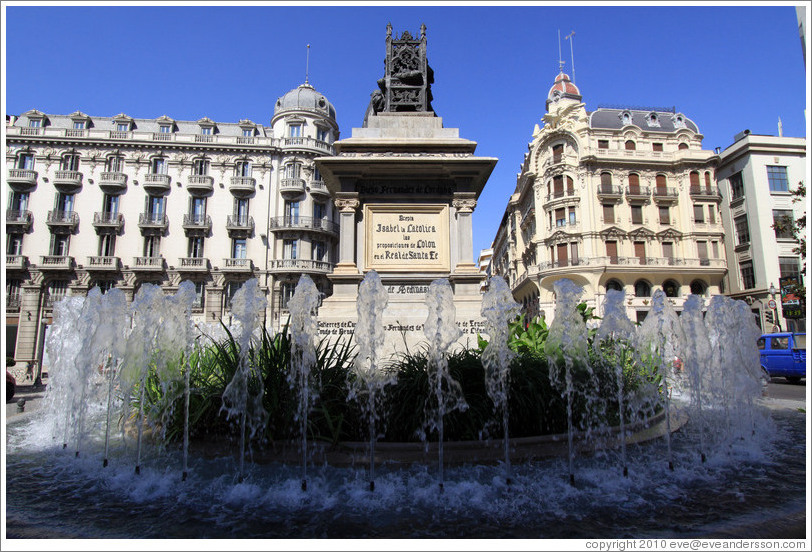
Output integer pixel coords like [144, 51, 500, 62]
[772, 181, 806, 302]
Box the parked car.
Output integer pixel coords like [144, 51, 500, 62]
[6, 370, 16, 401]
[758, 332, 806, 384]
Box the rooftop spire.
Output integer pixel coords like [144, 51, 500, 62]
[557, 29, 565, 73]
[305, 44, 310, 85]
[565, 30, 576, 82]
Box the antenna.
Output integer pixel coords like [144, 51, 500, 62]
[305, 44, 311, 84]
[565, 31, 576, 82]
[557, 29, 565, 73]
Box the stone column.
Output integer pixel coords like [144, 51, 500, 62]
[333, 197, 360, 274]
[453, 198, 478, 273]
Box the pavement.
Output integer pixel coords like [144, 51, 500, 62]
[5, 375, 49, 426]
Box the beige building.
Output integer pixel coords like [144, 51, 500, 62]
[716, 131, 806, 333]
[5, 82, 339, 377]
[490, 71, 726, 323]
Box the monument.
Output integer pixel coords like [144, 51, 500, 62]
[316, 24, 497, 353]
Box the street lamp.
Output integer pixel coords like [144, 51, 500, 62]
[768, 283, 781, 332]
[769, 283, 776, 298]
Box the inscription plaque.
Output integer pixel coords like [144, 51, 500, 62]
[364, 203, 449, 271]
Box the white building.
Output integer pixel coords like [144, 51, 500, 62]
[716, 131, 806, 333]
[5, 82, 339, 377]
[490, 71, 726, 323]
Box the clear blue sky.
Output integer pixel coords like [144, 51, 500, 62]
[4, 3, 807, 258]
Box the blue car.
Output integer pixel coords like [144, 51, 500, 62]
[758, 332, 806, 384]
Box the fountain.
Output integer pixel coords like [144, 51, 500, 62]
[480, 276, 520, 484]
[286, 274, 321, 491]
[5, 278, 803, 539]
[347, 270, 393, 491]
[421, 278, 468, 491]
[220, 278, 268, 483]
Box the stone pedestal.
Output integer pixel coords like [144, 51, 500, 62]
[316, 112, 497, 355]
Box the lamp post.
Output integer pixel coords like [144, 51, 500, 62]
[769, 283, 781, 332]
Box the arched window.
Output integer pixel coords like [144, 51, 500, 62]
[552, 144, 564, 164]
[625, 140, 636, 151]
[106, 154, 123, 173]
[678, 143, 689, 150]
[236, 159, 252, 177]
[553, 175, 564, 197]
[16, 151, 35, 170]
[600, 172, 612, 190]
[690, 280, 708, 296]
[605, 279, 623, 292]
[689, 171, 700, 191]
[663, 280, 680, 298]
[566, 175, 574, 195]
[704, 171, 712, 189]
[634, 280, 652, 298]
[628, 173, 641, 194]
[655, 174, 667, 192]
[61, 153, 80, 171]
[192, 157, 210, 176]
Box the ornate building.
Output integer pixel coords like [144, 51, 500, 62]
[5, 82, 339, 376]
[490, 71, 725, 323]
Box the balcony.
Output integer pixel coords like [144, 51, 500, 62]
[65, 128, 88, 138]
[109, 131, 131, 140]
[98, 171, 127, 193]
[268, 216, 339, 237]
[221, 258, 254, 272]
[152, 132, 175, 142]
[46, 210, 79, 233]
[187, 174, 214, 194]
[689, 186, 722, 202]
[652, 186, 679, 204]
[596, 184, 624, 201]
[6, 210, 32, 233]
[178, 257, 210, 272]
[143, 173, 171, 194]
[543, 189, 578, 209]
[268, 259, 334, 274]
[194, 134, 214, 143]
[7, 168, 38, 191]
[309, 179, 331, 198]
[132, 256, 165, 271]
[229, 176, 256, 197]
[226, 215, 255, 237]
[6, 255, 28, 271]
[6, 295, 21, 312]
[182, 213, 212, 235]
[280, 136, 335, 155]
[138, 212, 169, 235]
[53, 170, 83, 192]
[39, 255, 74, 271]
[625, 186, 650, 202]
[93, 212, 124, 233]
[86, 256, 120, 271]
[280, 178, 306, 196]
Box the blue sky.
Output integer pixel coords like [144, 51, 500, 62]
[4, 3, 808, 258]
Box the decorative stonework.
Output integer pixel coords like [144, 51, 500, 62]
[452, 198, 477, 213]
[333, 198, 360, 212]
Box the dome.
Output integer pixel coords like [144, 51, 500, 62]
[273, 83, 336, 120]
[546, 72, 582, 111]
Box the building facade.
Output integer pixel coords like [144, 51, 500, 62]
[490, 72, 726, 323]
[716, 131, 806, 333]
[5, 82, 339, 376]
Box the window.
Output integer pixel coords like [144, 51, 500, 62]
[603, 203, 614, 224]
[711, 241, 719, 258]
[631, 205, 643, 225]
[606, 240, 618, 264]
[693, 204, 705, 223]
[704, 172, 712, 189]
[625, 140, 636, 151]
[117, 123, 129, 132]
[734, 215, 750, 245]
[98, 233, 116, 257]
[193, 158, 209, 176]
[285, 163, 301, 179]
[17, 153, 34, 170]
[697, 241, 709, 265]
[678, 143, 689, 150]
[552, 175, 564, 197]
[652, 143, 663, 152]
[106, 155, 123, 172]
[61, 154, 80, 171]
[634, 280, 651, 297]
[779, 257, 801, 282]
[568, 209, 577, 225]
[689, 171, 700, 189]
[555, 208, 566, 227]
[659, 206, 670, 225]
[281, 282, 296, 309]
[48, 281, 69, 305]
[598, 140, 609, 149]
[634, 241, 646, 264]
[289, 124, 302, 137]
[232, 238, 247, 259]
[313, 202, 327, 220]
[771, 336, 789, 350]
[188, 236, 204, 258]
[9, 191, 29, 212]
[144, 235, 161, 257]
[729, 171, 745, 200]
[773, 210, 795, 239]
[152, 157, 167, 174]
[552, 144, 564, 164]
[600, 172, 613, 192]
[690, 280, 707, 296]
[190, 197, 206, 219]
[655, 174, 667, 192]
[316, 128, 329, 142]
[662, 242, 674, 263]
[739, 261, 755, 290]
[146, 195, 165, 218]
[663, 280, 679, 298]
[29, 119, 41, 128]
[200, 126, 212, 135]
[242, 128, 253, 137]
[283, 239, 298, 259]
[313, 240, 327, 262]
[570, 243, 579, 265]
[556, 243, 568, 266]
[159, 125, 172, 134]
[566, 176, 574, 195]
[226, 281, 243, 304]
[55, 192, 75, 214]
[73, 121, 86, 130]
[605, 279, 623, 292]
[7, 234, 23, 256]
[628, 173, 641, 193]
[193, 282, 205, 310]
[313, 168, 322, 181]
[767, 166, 789, 192]
[236, 160, 252, 177]
[49, 234, 69, 256]
[284, 200, 300, 221]
[636, 311, 649, 324]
